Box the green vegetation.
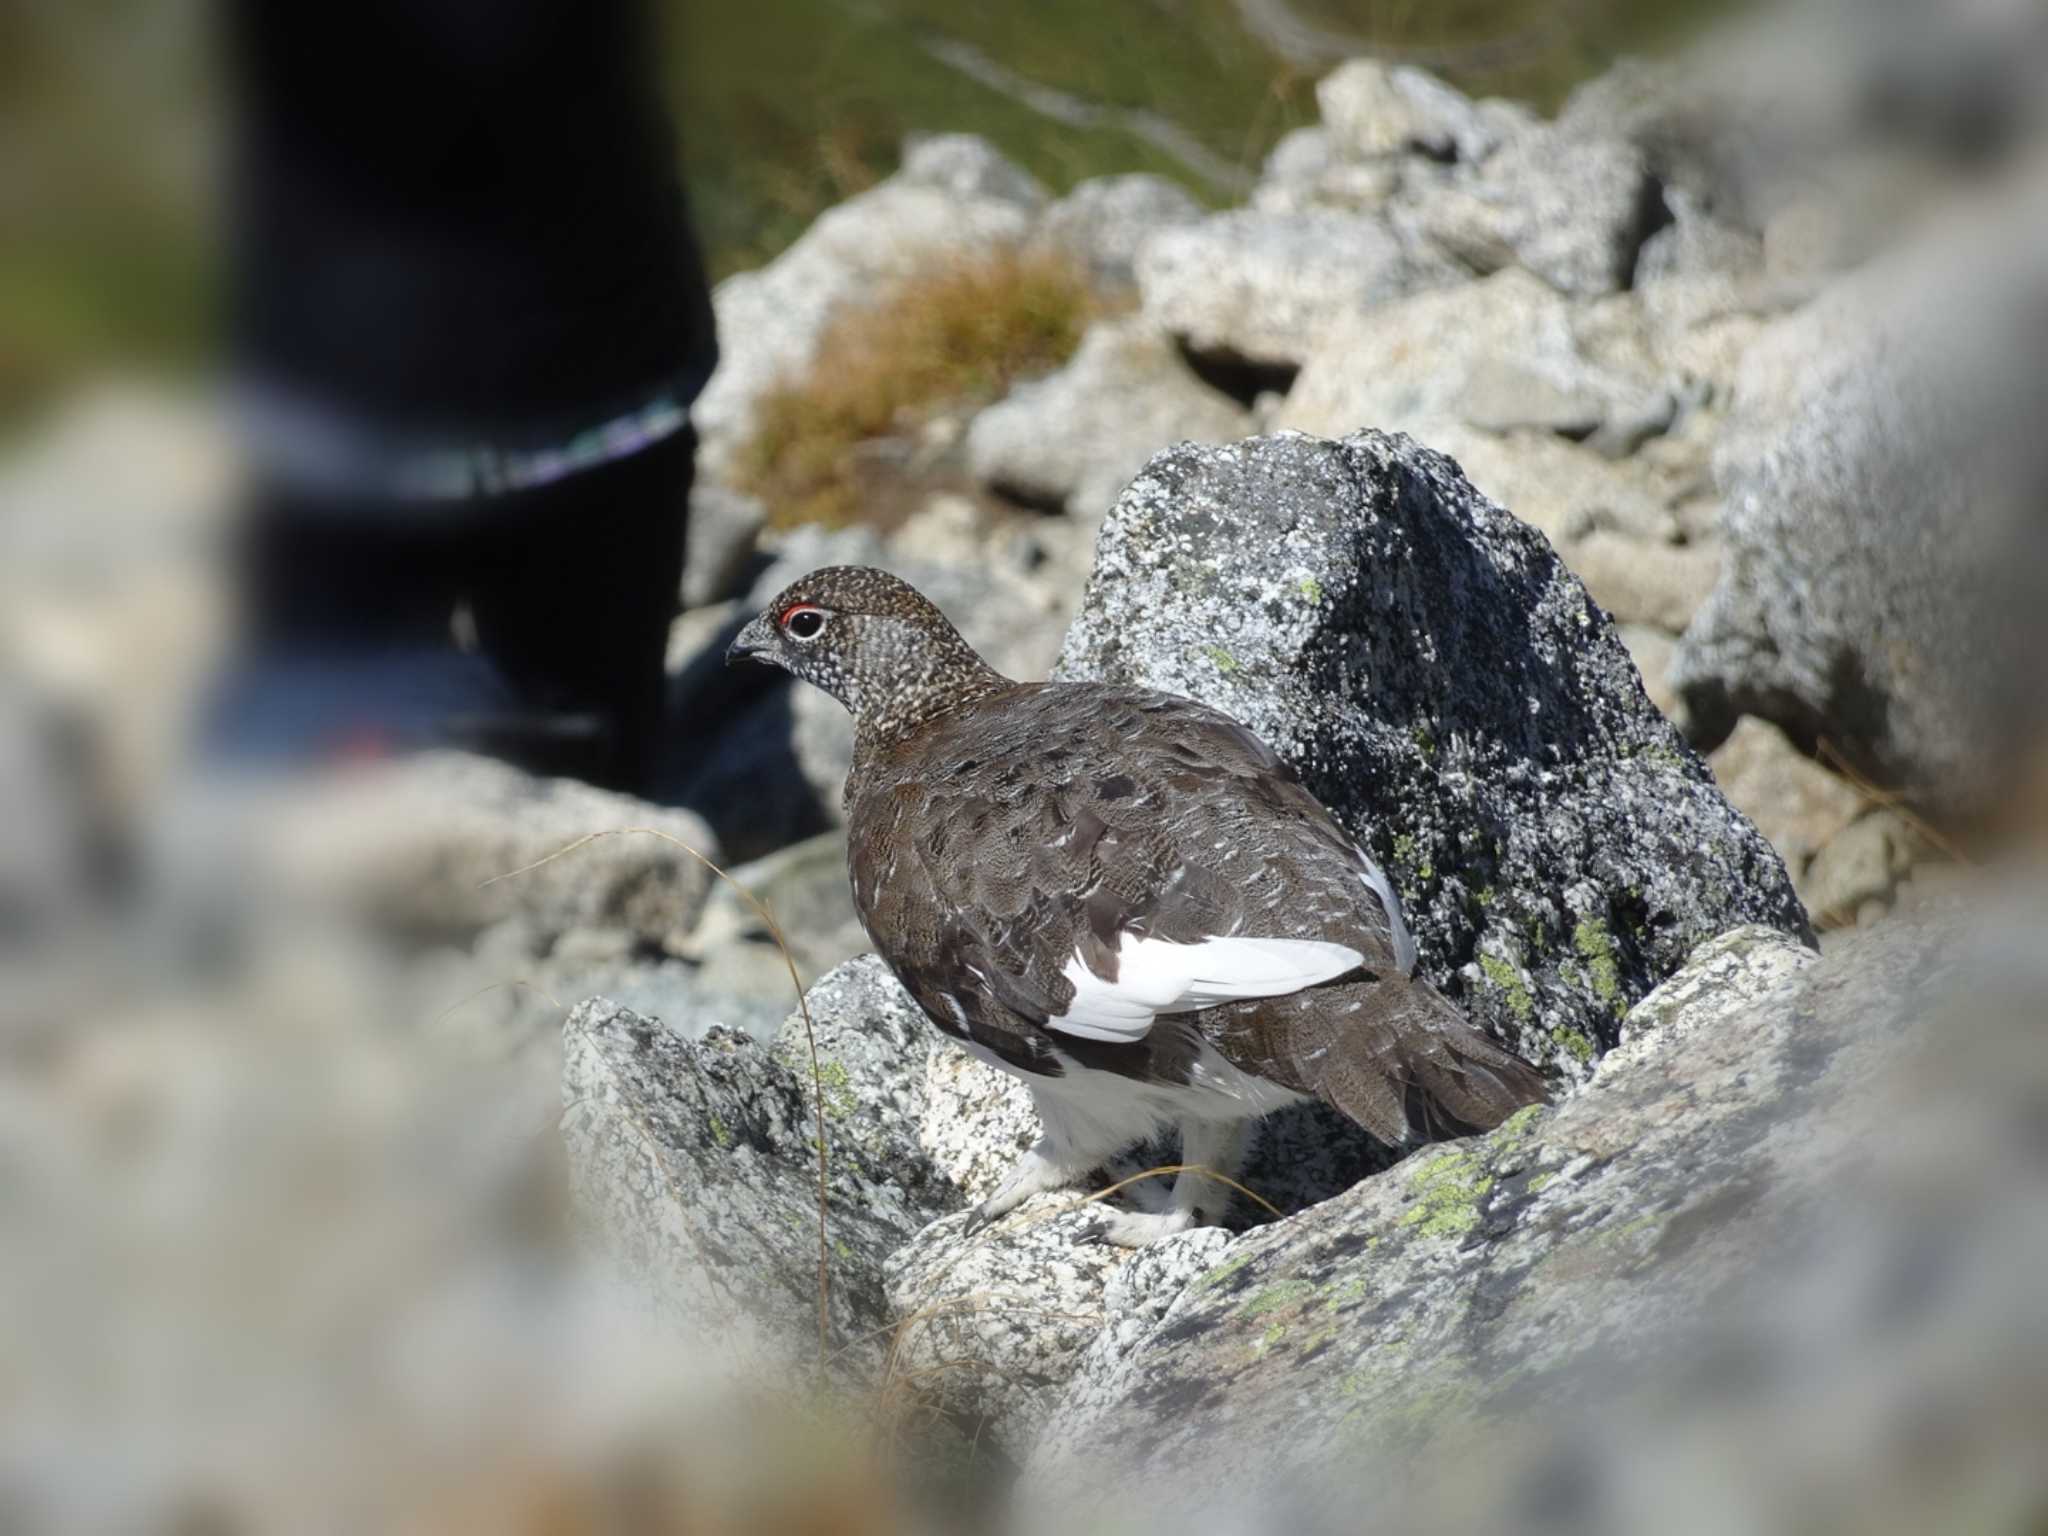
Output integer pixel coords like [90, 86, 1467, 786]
[1288, 0, 1742, 108]
[5, 0, 1741, 427]
[735, 248, 1095, 527]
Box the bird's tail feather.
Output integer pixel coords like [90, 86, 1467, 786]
[1302, 977, 1548, 1146]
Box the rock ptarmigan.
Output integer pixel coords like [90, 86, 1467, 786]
[729, 566, 1545, 1245]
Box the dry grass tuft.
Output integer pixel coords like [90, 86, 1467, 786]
[736, 247, 1096, 529]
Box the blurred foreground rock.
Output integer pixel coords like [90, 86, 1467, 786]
[1019, 909, 2047, 1531]
[1674, 214, 2048, 811]
[562, 958, 953, 1376]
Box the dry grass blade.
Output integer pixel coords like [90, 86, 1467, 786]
[431, 976, 566, 1030]
[1816, 738, 1971, 866]
[478, 826, 834, 1373]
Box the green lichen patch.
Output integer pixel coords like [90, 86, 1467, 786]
[1199, 1247, 1258, 1292]
[1399, 1146, 1494, 1239]
[1573, 916, 1627, 1018]
[1241, 1278, 1318, 1319]
[1199, 645, 1241, 673]
[1490, 1103, 1544, 1150]
[1297, 575, 1324, 603]
[1556, 1028, 1597, 1065]
[1478, 952, 1535, 1023]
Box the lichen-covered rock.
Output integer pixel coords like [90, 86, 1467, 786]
[966, 317, 1249, 518]
[561, 992, 952, 1377]
[562, 955, 960, 1367]
[1030, 174, 1204, 294]
[768, 954, 940, 1169]
[1025, 921, 1905, 1519]
[882, 1202, 1124, 1452]
[1056, 431, 1810, 1077]
[1136, 210, 1441, 368]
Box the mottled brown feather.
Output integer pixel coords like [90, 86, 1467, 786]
[734, 565, 1546, 1145]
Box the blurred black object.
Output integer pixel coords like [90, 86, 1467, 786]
[215, 0, 717, 790]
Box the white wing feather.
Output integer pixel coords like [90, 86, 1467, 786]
[1047, 933, 1365, 1043]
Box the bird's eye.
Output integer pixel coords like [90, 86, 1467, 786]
[782, 605, 827, 642]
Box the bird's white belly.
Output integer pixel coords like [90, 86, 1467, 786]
[967, 1038, 1307, 1164]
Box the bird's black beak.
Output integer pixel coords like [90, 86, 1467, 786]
[725, 614, 776, 668]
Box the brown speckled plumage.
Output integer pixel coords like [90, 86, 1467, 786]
[729, 566, 1544, 1237]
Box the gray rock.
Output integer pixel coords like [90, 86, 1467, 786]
[1396, 127, 1656, 296]
[1564, 527, 1721, 633]
[1316, 59, 1501, 164]
[897, 132, 1049, 210]
[1635, 186, 1764, 286]
[1258, 125, 1335, 188]
[692, 136, 1044, 472]
[293, 751, 720, 950]
[1707, 717, 1867, 911]
[1400, 422, 1680, 553]
[682, 830, 870, 1017]
[918, 1046, 1040, 1203]
[1055, 431, 1810, 1076]
[1136, 210, 1437, 368]
[1617, 622, 1688, 731]
[883, 1202, 1124, 1451]
[561, 988, 951, 1377]
[1671, 227, 2048, 807]
[1277, 268, 1662, 443]
[681, 482, 765, 609]
[1023, 917, 2008, 1526]
[1801, 808, 1922, 927]
[1030, 174, 1204, 294]
[966, 317, 1249, 518]
[769, 953, 942, 1166]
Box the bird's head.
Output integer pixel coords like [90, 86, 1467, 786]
[726, 565, 1008, 734]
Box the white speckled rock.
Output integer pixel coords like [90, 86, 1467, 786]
[883, 1200, 1124, 1452]
[918, 1046, 1039, 1202]
[1049, 1226, 1235, 1431]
